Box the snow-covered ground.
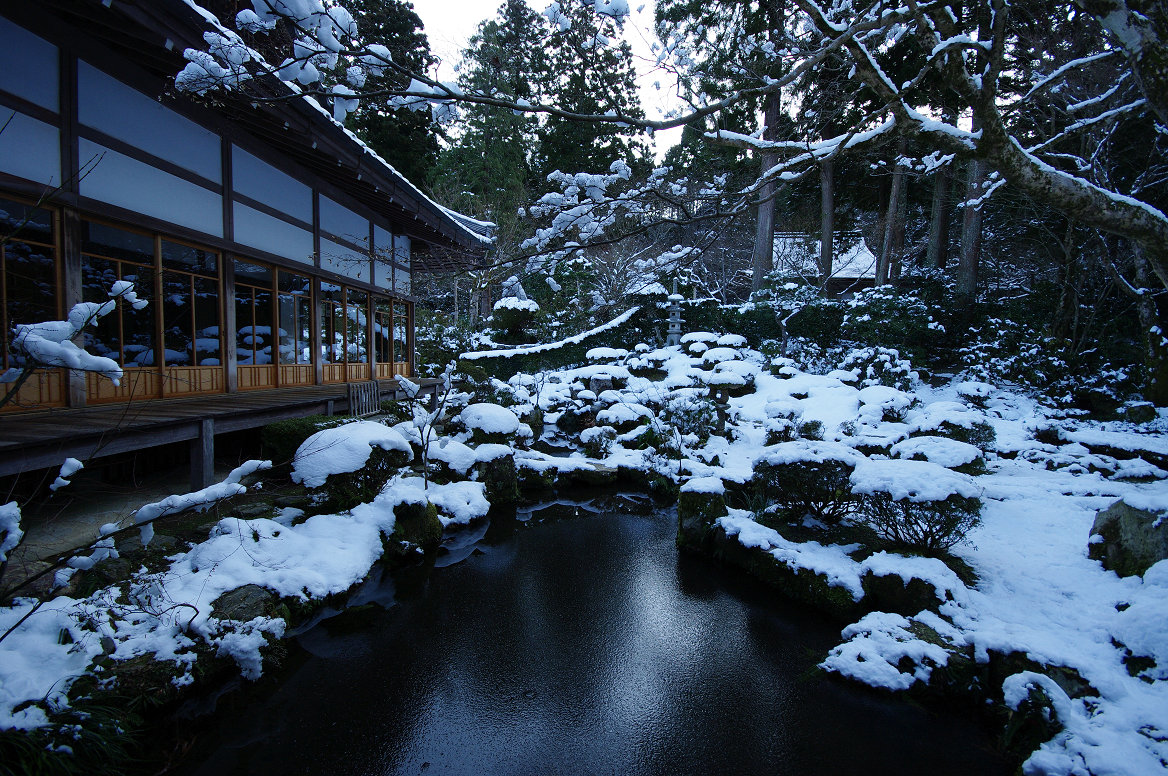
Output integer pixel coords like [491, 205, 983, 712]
[2, 338, 1167, 774]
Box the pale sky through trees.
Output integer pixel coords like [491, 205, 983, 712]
[412, 0, 684, 159]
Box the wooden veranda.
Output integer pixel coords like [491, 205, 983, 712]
[0, 379, 439, 491]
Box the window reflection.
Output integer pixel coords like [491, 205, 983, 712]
[235, 259, 274, 366]
[1, 197, 58, 369]
[278, 271, 312, 365]
[319, 283, 369, 364]
[81, 221, 155, 367]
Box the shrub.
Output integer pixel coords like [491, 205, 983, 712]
[840, 286, 946, 364]
[838, 346, 919, 391]
[859, 493, 983, 555]
[753, 441, 866, 525]
[261, 415, 347, 467]
[663, 392, 718, 445]
[849, 459, 983, 554]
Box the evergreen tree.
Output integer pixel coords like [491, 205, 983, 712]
[534, 0, 649, 179]
[344, 0, 440, 188]
[431, 0, 548, 225]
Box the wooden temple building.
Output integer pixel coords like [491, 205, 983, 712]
[0, 0, 491, 487]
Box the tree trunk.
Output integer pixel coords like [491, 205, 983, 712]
[877, 137, 907, 286]
[750, 94, 783, 292]
[1132, 244, 1168, 405]
[819, 159, 834, 279]
[926, 163, 950, 269]
[957, 159, 986, 299]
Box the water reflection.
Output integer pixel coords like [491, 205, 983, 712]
[178, 505, 1009, 776]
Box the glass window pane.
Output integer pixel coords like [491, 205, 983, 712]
[233, 201, 313, 263]
[231, 145, 312, 223]
[373, 299, 392, 363]
[120, 264, 156, 366]
[320, 237, 369, 282]
[78, 61, 220, 182]
[79, 255, 121, 365]
[0, 18, 59, 111]
[79, 139, 223, 238]
[278, 271, 311, 366]
[320, 196, 369, 244]
[162, 240, 216, 276]
[162, 273, 192, 366]
[193, 276, 221, 365]
[235, 287, 255, 365]
[0, 109, 60, 186]
[234, 259, 272, 287]
[83, 221, 154, 265]
[5, 240, 58, 367]
[347, 290, 368, 363]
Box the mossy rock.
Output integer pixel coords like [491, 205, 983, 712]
[860, 571, 946, 615]
[708, 526, 861, 621]
[517, 465, 557, 494]
[391, 500, 442, 553]
[677, 489, 727, 552]
[477, 454, 519, 504]
[1118, 401, 1157, 424]
[210, 584, 279, 622]
[261, 414, 348, 468]
[317, 446, 411, 512]
[554, 408, 594, 435]
[1088, 499, 1168, 577]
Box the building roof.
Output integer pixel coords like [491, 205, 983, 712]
[25, 0, 492, 269]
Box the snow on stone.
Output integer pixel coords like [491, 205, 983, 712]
[700, 346, 741, 364]
[850, 459, 982, 502]
[858, 385, 913, 413]
[681, 476, 725, 495]
[716, 333, 748, 347]
[0, 502, 22, 563]
[429, 439, 477, 475]
[460, 403, 520, 436]
[755, 440, 866, 467]
[908, 400, 988, 433]
[890, 436, 982, 468]
[586, 346, 628, 360]
[859, 551, 969, 603]
[719, 510, 865, 600]
[820, 611, 953, 690]
[680, 331, 718, 344]
[292, 422, 411, 489]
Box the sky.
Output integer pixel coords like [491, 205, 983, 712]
[410, 0, 685, 159]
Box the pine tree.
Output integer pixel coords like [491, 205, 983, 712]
[344, 0, 441, 188]
[431, 0, 548, 225]
[533, 0, 649, 180]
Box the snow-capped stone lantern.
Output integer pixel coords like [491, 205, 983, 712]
[666, 281, 684, 346]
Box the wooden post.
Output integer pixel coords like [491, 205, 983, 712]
[190, 418, 214, 491]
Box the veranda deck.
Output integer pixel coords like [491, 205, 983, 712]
[0, 379, 440, 489]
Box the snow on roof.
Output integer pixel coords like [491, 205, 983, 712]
[175, 0, 493, 249]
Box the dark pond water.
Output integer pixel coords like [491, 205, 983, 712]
[178, 500, 1010, 776]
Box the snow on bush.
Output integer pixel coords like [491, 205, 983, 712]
[890, 436, 983, 469]
[292, 421, 412, 488]
[850, 460, 983, 553]
[838, 346, 918, 391]
[460, 403, 521, 436]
